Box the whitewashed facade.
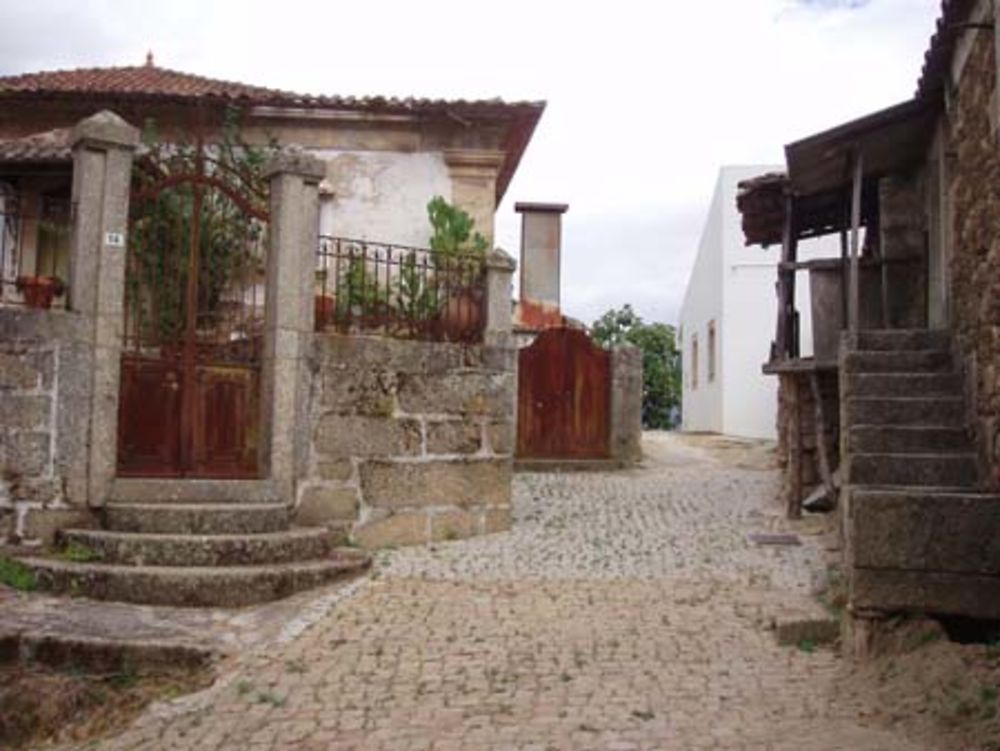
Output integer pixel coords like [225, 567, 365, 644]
[679, 166, 835, 439]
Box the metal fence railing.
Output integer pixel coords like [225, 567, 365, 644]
[315, 236, 487, 343]
[1, 194, 71, 309]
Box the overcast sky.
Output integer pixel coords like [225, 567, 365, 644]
[0, 0, 940, 326]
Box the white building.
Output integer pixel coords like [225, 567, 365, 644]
[678, 166, 835, 440]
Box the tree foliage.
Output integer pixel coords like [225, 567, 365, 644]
[591, 304, 681, 429]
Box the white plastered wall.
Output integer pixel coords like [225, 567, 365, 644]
[315, 150, 453, 248]
[681, 166, 838, 440]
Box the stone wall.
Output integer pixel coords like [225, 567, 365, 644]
[947, 30, 1000, 489]
[776, 371, 839, 511]
[0, 310, 95, 544]
[879, 172, 928, 329]
[297, 333, 516, 549]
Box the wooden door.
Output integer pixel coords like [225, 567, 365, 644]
[517, 327, 611, 459]
[117, 357, 182, 476]
[116, 143, 268, 478]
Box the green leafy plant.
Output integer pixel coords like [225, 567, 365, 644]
[59, 542, 102, 563]
[128, 109, 278, 347]
[591, 304, 681, 428]
[0, 557, 37, 591]
[427, 196, 488, 258]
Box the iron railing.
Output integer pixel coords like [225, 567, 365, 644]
[0, 193, 71, 309]
[316, 236, 487, 343]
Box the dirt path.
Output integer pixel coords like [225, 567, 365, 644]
[76, 433, 934, 750]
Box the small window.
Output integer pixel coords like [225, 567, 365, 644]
[691, 334, 699, 390]
[707, 320, 717, 383]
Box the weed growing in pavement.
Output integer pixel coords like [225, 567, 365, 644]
[256, 690, 286, 707]
[0, 557, 37, 591]
[59, 542, 102, 563]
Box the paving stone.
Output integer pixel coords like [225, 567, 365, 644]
[77, 435, 928, 751]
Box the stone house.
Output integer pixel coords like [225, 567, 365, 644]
[737, 0, 1000, 637]
[0, 58, 551, 605]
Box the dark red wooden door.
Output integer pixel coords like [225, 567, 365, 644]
[118, 357, 182, 476]
[517, 327, 611, 459]
[116, 146, 267, 478]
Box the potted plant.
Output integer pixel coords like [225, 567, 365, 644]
[16, 275, 65, 309]
[425, 197, 488, 340]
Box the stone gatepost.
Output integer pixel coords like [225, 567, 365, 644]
[263, 153, 325, 504]
[484, 248, 517, 342]
[609, 344, 643, 466]
[68, 111, 140, 506]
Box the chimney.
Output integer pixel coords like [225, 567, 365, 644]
[514, 202, 569, 330]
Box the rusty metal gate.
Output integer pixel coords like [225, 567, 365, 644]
[516, 327, 611, 459]
[117, 143, 268, 478]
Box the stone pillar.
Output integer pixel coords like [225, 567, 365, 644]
[69, 111, 140, 506]
[609, 344, 643, 466]
[443, 150, 504, 243]
[514, 202, 569, 329]
[484, 248, 516, 340]
[263, 152, 325, 504]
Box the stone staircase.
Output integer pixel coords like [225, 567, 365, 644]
[843, 329, 976, 490]
[842, 330, 1000, 620]
[16, 480, 370, 608]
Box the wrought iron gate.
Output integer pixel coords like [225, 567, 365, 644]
[117, 143, 269, 478]
[516, 327, 611, 459]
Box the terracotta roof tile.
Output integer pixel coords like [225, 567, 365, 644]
[0, 63, 545, 117]
[916, 0, 975, 98]
[0, 127, 71, 163]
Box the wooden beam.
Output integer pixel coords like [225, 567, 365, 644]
[848, 149, 864, 334]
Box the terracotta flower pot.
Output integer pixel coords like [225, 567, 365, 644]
[314, 294, 336, 331]
[16, 275, 65, 309]
[436, 288, 484, 342]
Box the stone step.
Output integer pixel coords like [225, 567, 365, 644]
[848, 488, 1000, 576]
[108, 478, 279, 505]
[843, 350, 954, 374]
[849, 425, 972, 454]
[59, 527, 339, 567]
[853, 329, 951, 352]
[103, 503, 289, 535]
[848, 452, 978, 488]
[18, 552, 371, 607]
[844, 397, 965, 427]
[844, 372, 963, 399]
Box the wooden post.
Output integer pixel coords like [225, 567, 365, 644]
[778, 194, 798, 359]
[788, 376, 803, 520]
[839, 227, 849, 326]
[848, 149, 864, 334]
[810, 372, 836, 500]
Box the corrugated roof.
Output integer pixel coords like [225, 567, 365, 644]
[0, 127, 71, 163]
[0, 62, 545, 117]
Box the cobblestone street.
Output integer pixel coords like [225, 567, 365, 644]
[83, 434, 928, 750]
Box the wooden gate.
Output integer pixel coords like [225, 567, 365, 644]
[117, 143, 268, 478]
[517, 327, 611, 459]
